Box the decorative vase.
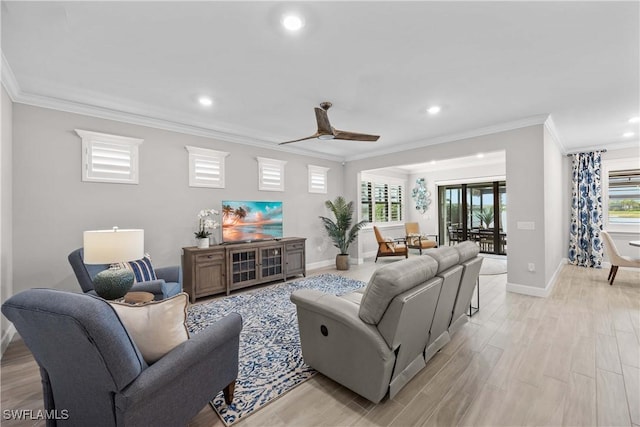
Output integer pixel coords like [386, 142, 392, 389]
[336, 254, 350, 271]
[196, 238, 209, 249]
[93, 267, 135, 300]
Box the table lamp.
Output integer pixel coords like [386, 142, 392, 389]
[83, 227, 144, 300]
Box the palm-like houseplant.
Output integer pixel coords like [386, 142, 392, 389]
[474, 207, 494, 229]
[319, 196, 368, 270]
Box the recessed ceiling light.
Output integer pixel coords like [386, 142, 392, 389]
[629, 117, 640, 123]
[198, 96, 213, 107]
[430, 160, 437, 165]
[623, 132, 635, 138]
[282, 14, 304, 31]
[477, 153, 485, 158]
[427, 106, 441, 115]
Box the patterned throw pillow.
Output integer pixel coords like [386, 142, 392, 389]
[123, 254, 157, 283]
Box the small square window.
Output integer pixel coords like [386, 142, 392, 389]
[257, 157, 287, 192]
[308, 165, 330, 194]
[76, 129, 143, 184]
[185, 146, 230, 188]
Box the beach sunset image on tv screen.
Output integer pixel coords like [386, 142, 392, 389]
[221, 201, 283, 243]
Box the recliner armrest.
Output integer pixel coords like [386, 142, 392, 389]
[115, 313, 242, 424]
[290, 289, 391, 360]
[155, 266, 182, 285]
[291, 289, 395, 403]
[130, 280, 166, 297]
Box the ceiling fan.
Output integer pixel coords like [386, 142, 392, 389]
[279, 102, 380, 145]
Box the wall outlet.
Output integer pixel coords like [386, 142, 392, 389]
[528, 263, 535, 272]
[517, 221, 536, 230]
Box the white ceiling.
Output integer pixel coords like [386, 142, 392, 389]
[2, 1, 639, 161]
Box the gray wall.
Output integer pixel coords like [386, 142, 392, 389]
[1, 85, 13, 353]
[543, 124, 566, 283]
[11, 104, 343, 295]
[345, 125, 558, 292]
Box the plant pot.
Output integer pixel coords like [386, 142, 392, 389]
[336, 254, 350, 271]
[196, 238, 209, 249]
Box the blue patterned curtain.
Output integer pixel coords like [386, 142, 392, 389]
[568, 151, 604, 267]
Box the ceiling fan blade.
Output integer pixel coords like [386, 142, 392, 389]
[278, 133, 320, 145]
[333, 129, 380, 141]
[314, 107, 334, 135]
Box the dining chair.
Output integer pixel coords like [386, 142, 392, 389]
[601, 230, 640, 285]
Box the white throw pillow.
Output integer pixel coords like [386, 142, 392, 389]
[110, 292, 190, 364]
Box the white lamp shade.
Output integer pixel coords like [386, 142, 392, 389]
[83, 228, 144, 264]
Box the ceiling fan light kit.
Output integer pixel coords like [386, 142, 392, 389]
[280, 102, 380, 145]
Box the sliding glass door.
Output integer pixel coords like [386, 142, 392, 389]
[438, 181, 507, 255]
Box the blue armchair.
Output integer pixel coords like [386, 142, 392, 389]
[68, 248, 182, 300]
[2, 288, 242, 426]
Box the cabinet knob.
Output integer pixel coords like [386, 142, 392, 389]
[207, 255, 213, 259]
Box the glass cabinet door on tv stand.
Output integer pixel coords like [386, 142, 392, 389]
[227, 241, 285, 292]
[229, 248, 259, 288]
[260, 247, 284, 281]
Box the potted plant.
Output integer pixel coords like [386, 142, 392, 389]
[319, 197, 368, 270]
[194, 209, 220, 248]
[474, 207, 494, 229]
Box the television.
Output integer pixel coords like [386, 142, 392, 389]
[221, 201, 283, 243]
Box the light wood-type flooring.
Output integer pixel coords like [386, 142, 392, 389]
[2, 259, 639, 426]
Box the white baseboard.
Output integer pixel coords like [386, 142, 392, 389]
[1, 324, 16, 359]
[506, 282, 550, 297]
[363, 250, 378, 260]
[306, 256, 365, 271]
[506, 258, 567, 298]
[306, 259, 336, 271]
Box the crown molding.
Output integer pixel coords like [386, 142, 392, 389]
[343, 114, 550, 162]
[1, 52, 20, 101]
[543, 115, 567, 154]
[15, 91, 344, 162]
[9, 62, 632, 165]
[3, 66, 344, 163]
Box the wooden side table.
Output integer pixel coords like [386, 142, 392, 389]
[123, 291, 154, 305]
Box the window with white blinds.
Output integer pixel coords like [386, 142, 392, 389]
[257, 157, 287, 191]
[76, 129, 143, 184]
[605, 162, 640, 227]
[185, 146, 230, 188]
[602, 157, 640, 232]
[308, 165, 330, 193]
[360, 174, 405, 223]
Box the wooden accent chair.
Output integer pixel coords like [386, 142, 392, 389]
[404, 222, 438, 255]
[373, 226, 408, 262]
[601, 230, 640, 285]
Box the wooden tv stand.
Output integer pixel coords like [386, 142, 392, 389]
[182, 237, 306, 303]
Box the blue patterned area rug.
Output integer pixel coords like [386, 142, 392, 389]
[187, 274, 366, 426]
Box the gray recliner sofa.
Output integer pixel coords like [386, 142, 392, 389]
[290, 241, 482, 403]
